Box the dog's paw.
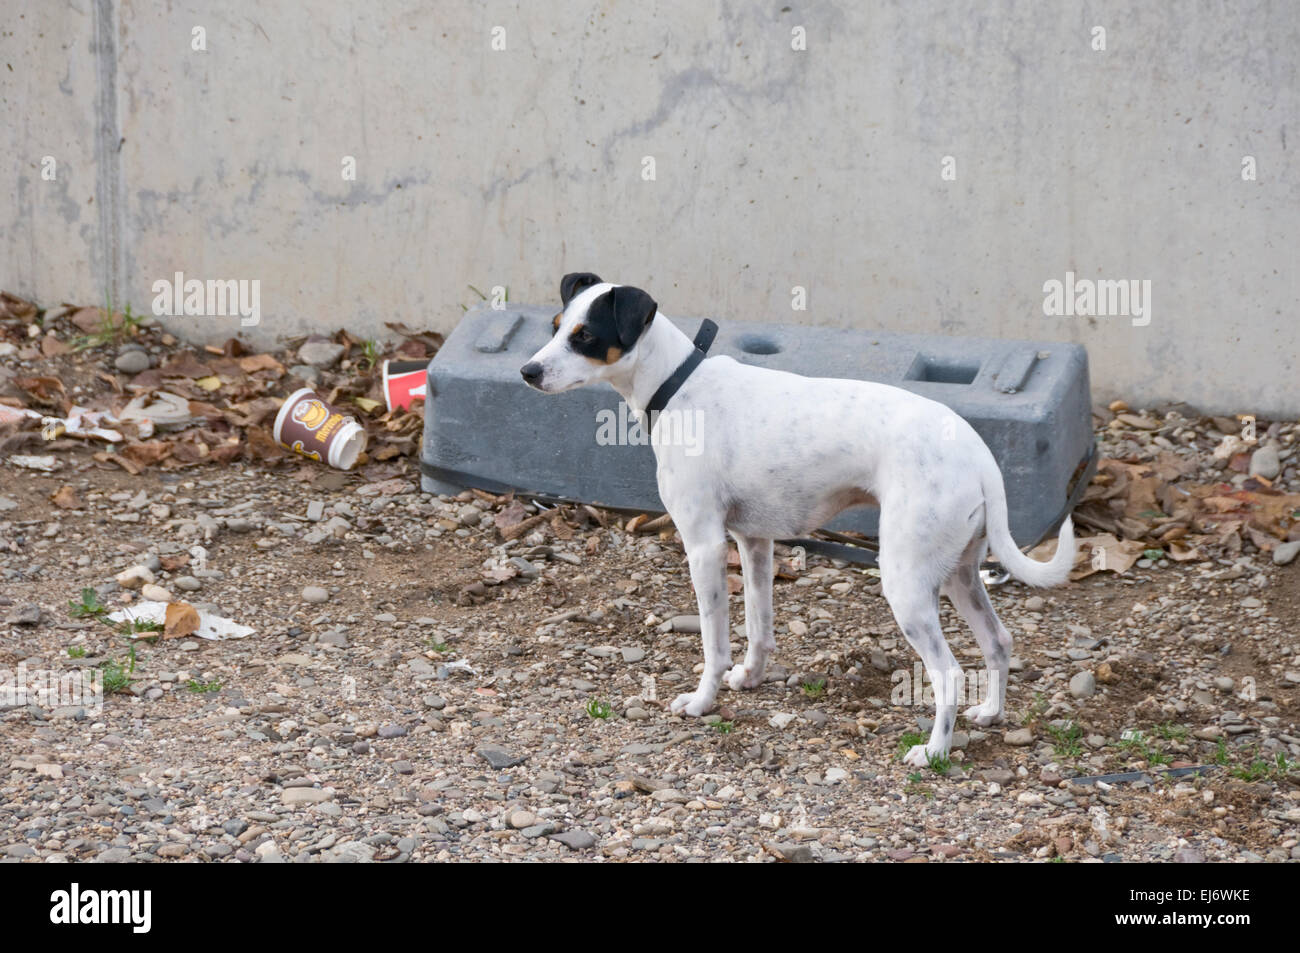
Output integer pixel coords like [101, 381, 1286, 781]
[669, 691, 715, 717]
[724, 663, 765, 691]
[902, 743, 948, 769]
[963, 703, 1005, 727]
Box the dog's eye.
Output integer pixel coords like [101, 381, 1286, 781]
[571, 328, 593, 344]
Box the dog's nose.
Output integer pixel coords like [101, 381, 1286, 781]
[520, 362, 544, 386]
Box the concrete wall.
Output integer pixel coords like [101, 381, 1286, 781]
[3, 1, 1297, 414]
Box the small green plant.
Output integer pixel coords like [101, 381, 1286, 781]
[904, 772, 935, 798]
[926, 751, 953, 775]
[802, 678, 827, 699]
[69, 587, 108, 620]
[1025, 692, 1049, 729]
[1145, 745, 1172, 767]
[896, 731, 927, 760]
[66, 646, 86, 659]
[186, 678, 222, 694]
[1048, 721, 1084, 758]
[124, 619, 163, 635]
[1117, 730, 1169, 766]
[1213, 738, 1231, 766]
[427, 640, 450, 653]
[1153, 721, 1188, 741]
[1142, 548, 1165, 561]
[1230, 749, 1295, 782]
[586, 698, 612, 720]
[99, 645, 138, 694]
[714, 720, 734, 734]
[360, 338, 381, 370]
[74, 296, 145, 350]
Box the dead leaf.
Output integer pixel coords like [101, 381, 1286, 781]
[483, 564, 519, 585]
[238, 353, 284, 375]
[13, 376, 66, 407]
[0, 291, 39, 321]
[157, 352, 213, 379]
[93, 451, 141, 475]
[385, 321, 444, 354]
[549, 510, 575, 540]
[120, 441, 172, 468]
[164, 602, 200, 639]
[245, 426, 286, 461]
[50, 485, 80, 509]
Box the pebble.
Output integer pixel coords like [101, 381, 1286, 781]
[175, 575, 201, 591]
[1004, 728, 1034, 746]
[114, 349, 151, 374]
[1249, 444, 1281, 479]
[508, 811, 537, 829]
[478, 747, 525, 770]
[115, 565, 155, 589]
[323, 842, 376, 863]
[289, 364, 321, 385]
[1273, 539, 1300, 566]
[550, 830, 597, 850]
[298, 339, 344, 368]
[282, 787, 332, 806]
[1069, 671, 1096, 698]
[140, 583, 172, 602]
[302, 586, 330, 604]
[8, 605, 41, 626]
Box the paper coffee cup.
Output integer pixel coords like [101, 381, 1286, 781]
[273, 387, 367, 470]
[381, 359, 430, 412]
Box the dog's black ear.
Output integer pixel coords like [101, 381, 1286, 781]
[560, 272, 603, 305]
[611, 286, 657, 349]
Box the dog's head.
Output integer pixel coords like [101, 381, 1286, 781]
[520, 273, 657, 393]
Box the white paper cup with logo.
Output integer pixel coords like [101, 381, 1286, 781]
[273, 387, 367, 470]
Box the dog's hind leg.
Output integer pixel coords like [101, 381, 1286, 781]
[941, 536, 1012, 727]
[880, 542, 962, 768]
[669, 522, 732, 717]
[725, 532, 775, 691]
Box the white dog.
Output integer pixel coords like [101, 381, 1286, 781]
[522, 274, 1076, 766]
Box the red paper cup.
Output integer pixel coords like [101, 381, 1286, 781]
[382, 359, 430, 412]
[273, 387, 367, 469]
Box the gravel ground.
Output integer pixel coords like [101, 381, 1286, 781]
[2, 427, 1299, 864]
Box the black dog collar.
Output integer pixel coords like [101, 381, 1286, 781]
[645, 319, 718, 416]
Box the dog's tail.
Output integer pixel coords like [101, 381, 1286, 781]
[978, 454, 1076, 588]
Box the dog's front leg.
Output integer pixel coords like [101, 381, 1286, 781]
[670, 533, 731, 717]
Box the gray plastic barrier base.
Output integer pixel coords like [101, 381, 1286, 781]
[421, 305, 1095, 547]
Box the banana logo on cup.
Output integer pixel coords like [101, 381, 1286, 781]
[292, 399, 330, 431]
